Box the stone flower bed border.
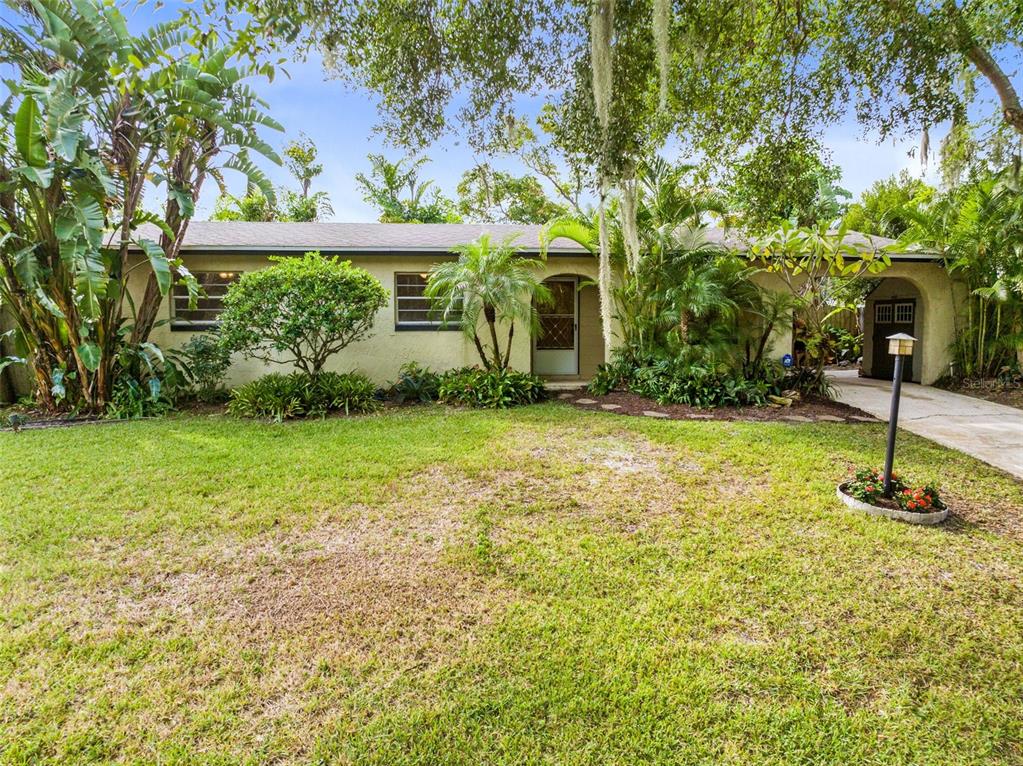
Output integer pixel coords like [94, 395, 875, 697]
[836, 482, 949, 525]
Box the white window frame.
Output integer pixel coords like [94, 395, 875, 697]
[894, 302, 914, 324]
[394, 272, 461, 330]
[874, 303, 893, 325]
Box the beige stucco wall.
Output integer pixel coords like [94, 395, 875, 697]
[861, 262, 965, 385]
[125, 250, 959, 388]
[130, 252, 603, 386]
[752, 263, 961, 385]
[862, 277, 924, 382]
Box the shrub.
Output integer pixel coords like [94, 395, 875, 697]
[389, 362, 441, 403]
[438, 367, 547, 409]
[179, 334, 232, 402]
[228, 372, 378, 421]
[590, 353, 781, 408]
[106, 343, 186, 419]
[219, 253, 389, 376]
[845, 468, 946, 513]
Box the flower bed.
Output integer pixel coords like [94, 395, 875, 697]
[837, 468, 949, 525]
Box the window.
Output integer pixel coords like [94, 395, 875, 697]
[874, 303, 893, 324]
[394, 273, 460, 329]
[895, 302, 914, 324]
[171, 271, 240, 330]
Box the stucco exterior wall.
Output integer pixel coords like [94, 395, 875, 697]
[123, 250, 959, 388]
[130, 252, 602, 386]
[863, 277, 924, 382]
[860, 262, 964, 385]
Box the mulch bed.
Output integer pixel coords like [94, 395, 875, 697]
[555, 389, 879, 423]
[937, 379, 1023, 410]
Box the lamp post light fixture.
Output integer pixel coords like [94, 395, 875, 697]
[882, 332, 916, 495]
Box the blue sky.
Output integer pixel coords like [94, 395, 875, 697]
[3, 1, 972, 221]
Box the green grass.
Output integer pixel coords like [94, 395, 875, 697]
[1, 404, 1021, 764]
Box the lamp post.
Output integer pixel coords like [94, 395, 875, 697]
[882, 332, 916, 495]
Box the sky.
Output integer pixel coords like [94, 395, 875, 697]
[2, 1, 971, 222]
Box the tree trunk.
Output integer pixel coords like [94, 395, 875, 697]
[502, 322, 515, 370]
[484, 304, 501, 370]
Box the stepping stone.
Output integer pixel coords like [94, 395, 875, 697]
[642, 410, 670, 418]
[575, 398, 598, 405]
[688, 413, 713, 419]
[780, 415, 813, 423]
[815, 415, 846, 422]
[850, 415, 879, 422]
[600, 403, 621, 410]
[557, 392, 575, 400]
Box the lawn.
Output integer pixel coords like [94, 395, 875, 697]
[1, 404, 1022, 764]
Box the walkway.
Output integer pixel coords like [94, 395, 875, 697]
[831, 369, 1023, 479]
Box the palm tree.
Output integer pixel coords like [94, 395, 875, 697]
[425, 234, 552, 370]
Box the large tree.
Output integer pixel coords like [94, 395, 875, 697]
[236, 0, 1022, 168]
[0, 0, 279, 412]
[232, 0, 1020, 347]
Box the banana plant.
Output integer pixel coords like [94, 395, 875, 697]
[0, 0, 281, 412]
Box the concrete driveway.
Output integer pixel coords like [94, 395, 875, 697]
[831, 369, 1023, 479]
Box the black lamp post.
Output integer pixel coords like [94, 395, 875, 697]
[882, 332, 917, 495]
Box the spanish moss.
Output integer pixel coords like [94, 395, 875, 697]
[590, 0, 615, 130]
[620, 176, 641, 272]
[653, 0, 671, 111]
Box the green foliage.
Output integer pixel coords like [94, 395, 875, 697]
[211, 189, 279, 222]
[845, 467, 946, 513]
[179, 334, 232, 403]
[212, 135, 333, 222]
[247, 0, 1023, 162]
[219, 253, 388, 376]
[894, 164, 1023, 378]
[0, 0, 280, 413]
[282, 134, 323, 198]
[456, 164, 568, 224]
[752, 220, 891, 391]
[425, 234, 551, 370]
[388, 362, 441, 403]
[228, 372, 378, 420]
[105, 344, 187, 419]
[844, 172, 937, 238]
[590, 350, 783, 408]
[437, 367, 547, 409]
[726, 132, 849, 233]
[355, 154, 460, 223]
[822, 326, 864, 364]
[544, 158, 759, 364]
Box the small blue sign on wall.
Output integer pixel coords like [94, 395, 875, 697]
[782, 353, 794, 369]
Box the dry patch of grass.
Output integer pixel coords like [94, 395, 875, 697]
[1, 407, 1022, 764]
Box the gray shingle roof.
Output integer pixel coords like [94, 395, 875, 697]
[133, 221, 930, 259]
[139, 222, 589, 253]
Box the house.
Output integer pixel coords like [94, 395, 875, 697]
[125, 222, 959, 386]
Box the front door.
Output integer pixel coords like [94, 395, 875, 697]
[872, 299, 917, 381]
[533, 278, 578, 376]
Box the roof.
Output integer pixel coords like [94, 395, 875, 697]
[138, 222, 589, 254]
[134, 221, 938, 260]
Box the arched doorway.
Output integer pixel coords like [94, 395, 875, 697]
[863, 278, 923, 383]
[532, 275, 604, 380]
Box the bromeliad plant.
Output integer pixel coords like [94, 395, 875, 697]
[425, 234, 551, 371]
[0, 0, 281, 413]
